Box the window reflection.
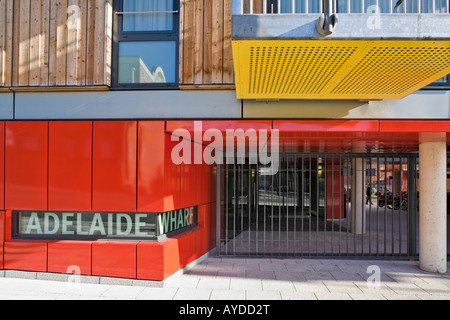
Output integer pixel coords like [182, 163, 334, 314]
[118, 41, 176, 84]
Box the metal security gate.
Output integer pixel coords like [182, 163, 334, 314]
[218, 153, 419, 258]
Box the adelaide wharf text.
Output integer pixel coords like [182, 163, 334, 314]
[14, 207, 197, 239]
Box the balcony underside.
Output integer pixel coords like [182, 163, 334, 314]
[232, 14, 450, 100]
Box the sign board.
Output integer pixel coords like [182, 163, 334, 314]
[12, 207, 197, 241]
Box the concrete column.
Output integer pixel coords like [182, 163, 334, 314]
[419, 132, 447, 273]
[351, 158, 366, 234]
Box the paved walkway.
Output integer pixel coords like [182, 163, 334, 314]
[0, 258, 449, 300]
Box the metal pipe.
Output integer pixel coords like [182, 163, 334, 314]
[316, 0, 338, 36]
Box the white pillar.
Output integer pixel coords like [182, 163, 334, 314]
[351, 158, 366, 234]
[419, 132, 447, 273]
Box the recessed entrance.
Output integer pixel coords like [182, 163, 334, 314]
[218, 153, 421, 258]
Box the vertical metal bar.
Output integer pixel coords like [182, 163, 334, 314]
[263, 0, 267, 13]
[292, 0, 296, 13]
[309, 155, 312, 256]
[344, 156, 352, 255]
[248, 160, 251, 255]
[278, 0, 281, 13]
[263, 162, 267, 256]
[240, 162, 243, 255]
[368, 157, 372, 256]
[399, 158, 403, 255]
[225, 164, 229, 255]
[256, 160, 259, 255]
[384, 156, 387, 256]
[338, 156, 342, 256]
[331, 156, 335, 256]
[306, 0, 309, 13]
[433, 0, 436, 12]
[361, 156, 365, 255]
[286, 155, 289, 255]
[324, 157, 327, 256]
[316, 156, 319, 256]
[376, 156, 380, 256]
[233, 162, 237, 255]
[294, 155, 297, 256]
[301, 155, 305, 256]
[391, 156, 395, 256]
[216, 163, 222, 256]
[353, 158, 357, 256]
[278, 155, 281, 256]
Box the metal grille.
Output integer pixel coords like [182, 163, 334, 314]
[218, 153, 419, 258]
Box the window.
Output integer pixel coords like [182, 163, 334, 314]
[112, 0, 179, 89]
[424, 75, 450, 90]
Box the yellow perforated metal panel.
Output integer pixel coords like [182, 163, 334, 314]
[232, 40, 450, 100]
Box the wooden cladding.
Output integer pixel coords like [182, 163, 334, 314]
[180, 0, 234, 86]
[0, 0, 234, 89]
[1, 0, 112, 88]
[0, 0, 13, 87]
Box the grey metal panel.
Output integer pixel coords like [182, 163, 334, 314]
[243, 91, 450, 119]
[14, 90, 242, 120]
[0, 93, 14, 120]
[232, 14, 450, 40]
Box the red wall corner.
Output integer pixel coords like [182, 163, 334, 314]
[137, 239, 180, 281]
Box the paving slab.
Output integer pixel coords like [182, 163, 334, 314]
[0, 257, 449, 300]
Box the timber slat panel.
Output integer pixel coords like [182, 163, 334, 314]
[181, 0, 235, 86]
[3, 0, 112, 88]
[0, 0, 13, 87]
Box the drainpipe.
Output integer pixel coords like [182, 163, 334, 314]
[316, 0, 338, 36]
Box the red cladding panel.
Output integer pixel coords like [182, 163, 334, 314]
[0, 211, 4, 243]
[380, 120, 450, 132]
[164, 135, 181, 211]
[138, 127, 180, 212]
[137, 240, 180, 281]
[49, 122, 92, 211]
[92, 121, 137, 212]
[92, 241, 137, 278]
[0, 211, 4, 268]
[48, 241, 92, 275]
[5, 122, 48, 210]
[273, 120, 379, 132]
[137, 121, 166, 212]
[0, 123, 4, 210]
[4, 240, 48, 272]
[180, 162, 196, 208]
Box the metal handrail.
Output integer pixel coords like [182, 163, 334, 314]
[115, 10, 179, 15]
[234, 0, 450, 15]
